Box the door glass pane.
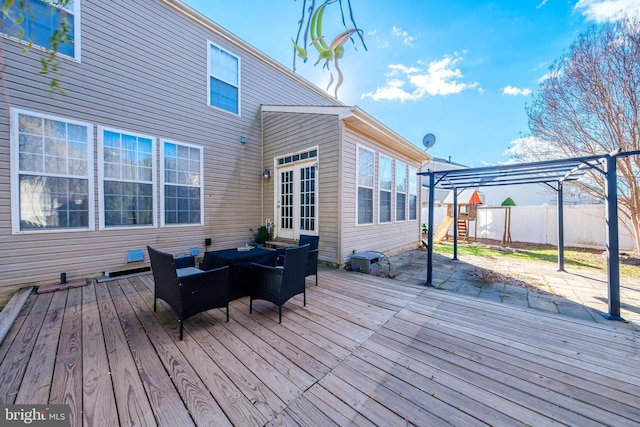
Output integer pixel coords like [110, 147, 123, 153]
[280, 170, 294, 230]
[299, 165, 316, 231]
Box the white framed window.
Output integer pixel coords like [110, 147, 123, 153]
[161, 140, 203, 226]
[379, 154, 392, 223]
[0, 0, 81, 59]
[11, 108, 93, 232]
[396, 161, 407, 222]
[356, 145, 374, 225]
[98, 127, 155, 229]
[409, 166, 418, 221]
[207, 41, 240, 115]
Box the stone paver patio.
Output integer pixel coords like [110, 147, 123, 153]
[387, 249, 640, 329]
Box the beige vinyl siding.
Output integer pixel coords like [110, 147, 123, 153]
[262, 111, 341, 265]
[340, 125, 422, 265]
[0, 0, 339, 293]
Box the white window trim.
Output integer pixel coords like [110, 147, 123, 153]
[0, 0, 82, 61]
[409, 166, 418, 221]
[160, 139, 204, 227]
[10, 107, 94, 234]
[72, 0, 82, 61]
[378, 154, 393, 224]
[356, 144, 375, 226]
[395, 161, 407, 223]
[97, 126, 157, 230]
[207, 40, 241, 116]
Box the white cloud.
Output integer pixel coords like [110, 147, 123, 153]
[536, 0, 550, 9]
[537, 68, 565, 83]
[504, 136, 561, 161]
[502, 85, 532, 96]
[538, 72, 552, 83]
[391, 26, 415, 47]
[387, 64, 421, 75]
[575, 0, 640, 23]
[361, 52, 481, 102]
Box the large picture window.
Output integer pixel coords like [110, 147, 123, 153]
[357, 146, 374, 225]
[409, 166, 418, 220]
[208, 42, 240, 115]
[11, 108, 93, 232]
[162, 140, 203, 225]
[396, 162, 407, 222]
[99, 127, 155, 228]
[0, 0, 80, 59]
[379, 155, 392, 223]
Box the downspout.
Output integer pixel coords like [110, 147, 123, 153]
[336, 119, 344, 267]
[260, 106, 264, 223]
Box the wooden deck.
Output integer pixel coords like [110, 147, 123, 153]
[1, 269, 639, 426]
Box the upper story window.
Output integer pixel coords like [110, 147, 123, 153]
[0, 0, 80, 59]
[98, 127, 155, 229]
[357, 146, 374, 225]
[11, 108, 93, 232]
[409, 166, 418, 221]
[379, 154, 392, 224]
[161, 140, 203, 225]
[396, 161, 407, 222]
[208, 41, 240, 115]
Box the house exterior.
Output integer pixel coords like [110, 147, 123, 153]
[0, 0, 428, 300]
[261, 105, 428, 265]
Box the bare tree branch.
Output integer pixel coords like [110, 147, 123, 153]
[524, 16, 640, 250]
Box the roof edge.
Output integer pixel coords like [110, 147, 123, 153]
[260, 105, 353, 119]
[261, 105, 430, 162]
[348, 106, 430, 161]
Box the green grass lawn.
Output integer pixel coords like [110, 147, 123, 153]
[433, 241, 640, 278]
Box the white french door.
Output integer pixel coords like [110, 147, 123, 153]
[276, 162, 317, 240]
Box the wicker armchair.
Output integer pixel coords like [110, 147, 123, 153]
[276, 235, 319, 286]
[147, 246, 229, 340]
[250, 244, 309, 323]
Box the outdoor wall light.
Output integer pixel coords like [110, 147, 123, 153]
[262, 168, 272, 180]
[240, 136, 247, 143]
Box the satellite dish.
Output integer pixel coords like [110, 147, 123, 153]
[422, 133, 436, 150]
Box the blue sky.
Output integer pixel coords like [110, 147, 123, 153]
[183, 0, 640, 167]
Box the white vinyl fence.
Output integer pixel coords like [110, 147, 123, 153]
[423, 204, 636, 251]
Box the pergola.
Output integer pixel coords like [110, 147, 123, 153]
[418, 150, 640, 322]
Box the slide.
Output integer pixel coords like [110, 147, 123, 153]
[433, 216, 454, 244]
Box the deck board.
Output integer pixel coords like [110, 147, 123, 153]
[95, 281, 157, 426]
[81, 282, 119, 426]
[1, 268, 639, 426]
[0, 292, 37, 365]
[15, 290, 66, 404]
[121, 276, 231, 427]
[395, 309, 640, 413]
[109, 277, 195, 427]
[0, 292, 52, 404]
[407, 296, 640, 383]
[49, 286, 83, 427]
